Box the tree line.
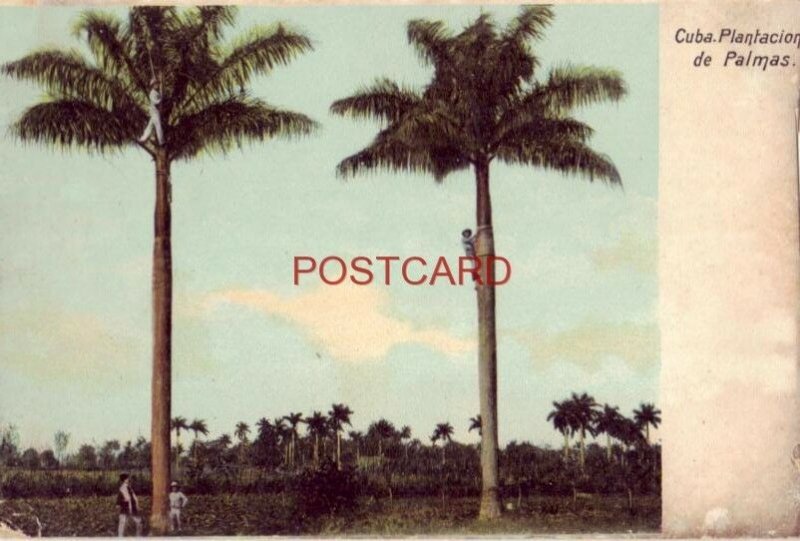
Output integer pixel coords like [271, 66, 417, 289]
[1, 395, 659, 477]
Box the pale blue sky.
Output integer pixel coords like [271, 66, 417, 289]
[0, 4, 658, 451]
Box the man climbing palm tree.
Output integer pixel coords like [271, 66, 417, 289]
[139, 78, 163, 145]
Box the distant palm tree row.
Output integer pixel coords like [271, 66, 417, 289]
[547, 393, 661, 468]
[166, 396, 659, 475]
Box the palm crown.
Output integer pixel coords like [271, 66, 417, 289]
[331, 5, 625, 182]
[3, 6, 317, 159]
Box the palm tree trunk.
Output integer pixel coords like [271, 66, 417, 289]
[606, 433, 612, 461]
[174, 429, 181, 479]
[150, 148, 172, 535]
[563, 433, 570, 460]
[336, 431, 342, 470]
[475, 158, 502, 520]
[314, 434, 319, 466]
[579, 428, 586, 469]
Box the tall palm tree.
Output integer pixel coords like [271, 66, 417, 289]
[2, 7, 317, 531]
[170, 416, 188, 477]
[633, 403, 662, 445]
[331, 6, 624, 519]
[431, 422, 454, 464]
[594, 404, 622, 461]
[304, 411, 327, 467]
[568, 392, 598, 469]
[547, 401, 575, 460]
[328, 403, 353, 470]
[283, 412, 304, 468]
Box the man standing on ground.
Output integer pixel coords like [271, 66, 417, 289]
[117, 473, 142, 537]
[168, 481, 189, 532]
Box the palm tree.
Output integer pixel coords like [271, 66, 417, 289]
[431, 422, 454, 464]
[615, 415, 645, 464]
[368, 419, 397, 458]
[170, 416, 188, 477]
[188, 419, 208, 462]
[633, 403, 662, 445]
[234, 422, 250, 444]
[328, 403, 353, 470]
[547, 401, 575, 460]
[594, 404, 622, 461]
[2, 7, 317, 532]
[568, 392, 598, 469]
[348, 430, 364, 462]
[331, 6, 625, 519]
[399, 425, 412, 458]
[217, 433, 232, 448]
[283, 412, 304, 468]
[272, 417, 291, 466]
[469, 415, 483, 437]
[256, 417, 272, 438]
[304, 411, 327, 467]
[234, 422, 250, 466]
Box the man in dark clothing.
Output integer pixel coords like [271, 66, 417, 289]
[117, 473, 142, 537]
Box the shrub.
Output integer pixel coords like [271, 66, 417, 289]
[288, 461, 361, 520]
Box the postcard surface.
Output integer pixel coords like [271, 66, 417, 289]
[0, 0, 795, 538]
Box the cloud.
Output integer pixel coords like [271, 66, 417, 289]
[204, 285, 474, 363]
[593, 231, 657, 274]
[0, 308, 144, 382]
[512, 320, 659, 373]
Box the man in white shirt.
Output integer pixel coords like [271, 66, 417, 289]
[168, 481, 189, 532]
[117, 473, 142, 537]
[138, 78, 164, 145]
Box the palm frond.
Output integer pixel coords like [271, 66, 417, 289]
[497, 136, 621, 184]
[2, 49, 142, 112]
[72, 10, 146, 95]
[10, 99, 140, 152]
[336, 128, 468, 181]
[536, 64, 627, 112]
[330, 78, 421, 124]
[177, 24, 313, 116]
[406, 19, 451, 67]
[504, 5, 554, 43]
[186, 6, 238, 40]
[493, 115, 594, 152]
[169, 97, 317, 160]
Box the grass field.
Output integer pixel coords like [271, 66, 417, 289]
[0, 494, 660, 537]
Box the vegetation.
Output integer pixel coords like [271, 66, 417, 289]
[331, 4, 626, 519]
[0, 398, 660, 507]
[0, 494, 660, 537]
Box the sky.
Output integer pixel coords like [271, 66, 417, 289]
[0, 4, 658, 452]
